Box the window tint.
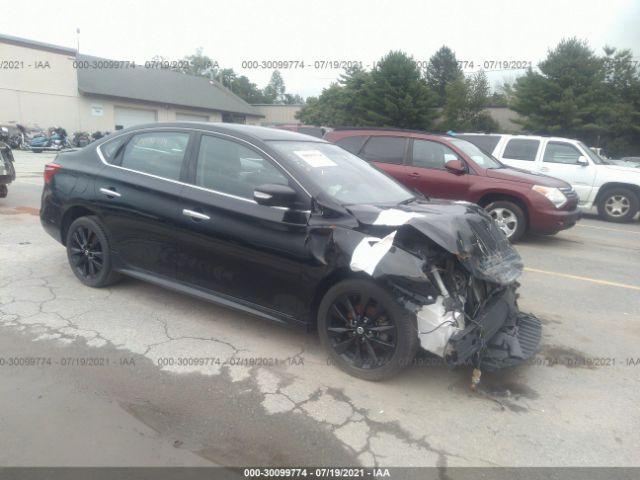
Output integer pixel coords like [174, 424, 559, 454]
[120, 132, 189, 180]
[456, 135, 501, 154]
[336, 135, 368, 155]
[503, 139, 540, 161]
[543, 142, 582, 164]
[360, 136, 406, 164]
[412, 140, 460, 169]
[195, 135, 288, 199]
[101, 136, 128, 163]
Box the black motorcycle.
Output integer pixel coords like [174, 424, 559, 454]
[0, 141, 16, 198]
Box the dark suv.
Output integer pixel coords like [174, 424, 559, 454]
[325, 129, 581, 242]
[40, 123, 540, 380]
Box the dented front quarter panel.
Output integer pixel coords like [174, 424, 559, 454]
[305, 198, 538, 370]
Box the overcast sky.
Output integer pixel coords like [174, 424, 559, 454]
[2, 0, 639, 98]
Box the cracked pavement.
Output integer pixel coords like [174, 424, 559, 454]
[1, 151, 639, 467]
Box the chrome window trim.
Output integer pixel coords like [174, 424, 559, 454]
[96, 127, 313, 207]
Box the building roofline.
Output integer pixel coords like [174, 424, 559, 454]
[0, 33, 76, 56]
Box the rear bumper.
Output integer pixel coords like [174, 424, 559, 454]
[446, 287, 541, 371]
[529, 206, 581, 235]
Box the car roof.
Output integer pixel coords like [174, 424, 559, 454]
[113, 122, 328, 143]
[326, 128, 451, 143]
[455, 132, 582, 143]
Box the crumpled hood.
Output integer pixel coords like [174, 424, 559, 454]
[346, 199, 524, 285]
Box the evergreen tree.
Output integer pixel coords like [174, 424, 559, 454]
[425, 46, 464, 107]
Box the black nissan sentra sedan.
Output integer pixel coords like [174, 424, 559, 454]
[40, 123, 540, 380]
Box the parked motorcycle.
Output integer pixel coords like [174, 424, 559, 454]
[0, 141, 16, 198]
[30, 127, 72, 153]
[72, 131, 92, 148]
[9, 124, 32, 150]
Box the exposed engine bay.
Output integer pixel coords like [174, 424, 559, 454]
[310, 198, 541, 372]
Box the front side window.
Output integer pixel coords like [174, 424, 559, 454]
[448, 138, 503, 169]
[503, 139, 540, 161]
[269, 141, 413, 205]
[360, 136, 406, 165]
[543, 142, 583, 164]
[120, 132, 190, 180]
[195, 135, 288, 199]
[412, 140, 460, 169]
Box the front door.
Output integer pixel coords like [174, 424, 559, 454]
[538, 141, 597, 203]
[403, 139, 470, 199]
[175, 133, 311, 321]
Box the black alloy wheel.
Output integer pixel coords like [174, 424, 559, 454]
[66, 216, 121, 288]
[318, 279, 418, 381]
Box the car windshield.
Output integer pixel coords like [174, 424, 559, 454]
[449, 138, 504, 169]
[578, 141, 608, 165]
[268, 141, 414, 205]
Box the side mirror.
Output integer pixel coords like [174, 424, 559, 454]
[577, 156, 589, 166]
[444, 159, 466, 174]
[253, 184, 298, 208]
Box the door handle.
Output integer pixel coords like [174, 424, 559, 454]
[99, 187, 121, 198]
[540, 167, 549, 172]
[182, 209, 210, 221]
[409, 172, 421, 178]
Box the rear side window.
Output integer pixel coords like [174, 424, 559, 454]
[360, 136, 406, 164]
[456, 135, 501, 154]
[412, 140, 460, 169]
[100, 136, 128, 163]
[543, 142, 582, 164]
[120, 132, 190, 180]
[335, 135, 368, 155]
[503, 139, 540, 161]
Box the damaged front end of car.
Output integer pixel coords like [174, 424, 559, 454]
[311, 198, 541, 373]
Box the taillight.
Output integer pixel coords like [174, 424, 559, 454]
[44, 163, 62, 184]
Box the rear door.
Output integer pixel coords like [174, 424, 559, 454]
[404, 139, 470, 199]
[358, 136, 410, 181]
[538, 140, 597, 202]
[96, 130, 193, 278]
[175, 133, 311, 321]
[496, 138, 541, 171]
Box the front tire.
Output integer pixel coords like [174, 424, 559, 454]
[66, 216, 121, 288]
[318, 279, 418, 381]
[597, 187, 639, 223]
[485, 200, 527, 242]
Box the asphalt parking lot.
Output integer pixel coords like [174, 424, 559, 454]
[1, 150, 639, 468]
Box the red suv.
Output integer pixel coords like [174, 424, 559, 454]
[325, 129, 581, 241]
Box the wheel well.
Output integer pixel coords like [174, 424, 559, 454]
[477, 193, 529, 221]
[60, 206, 96, 245]
[595, 183, 640, 205]
[309, 268, 364, 331]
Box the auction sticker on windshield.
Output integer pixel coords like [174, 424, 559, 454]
[294, 150, 337, 167]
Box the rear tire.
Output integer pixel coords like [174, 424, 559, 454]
[318, 279, 418, 381]
[66, 216, 121, 288]
[485, 200, 527, 242]
[0, 185, 7, 198]
[597, 187, 639, 223]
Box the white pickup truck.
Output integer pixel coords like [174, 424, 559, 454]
[456, 134, 640, 223]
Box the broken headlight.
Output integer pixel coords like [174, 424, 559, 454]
[532, 185, 567, 208]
